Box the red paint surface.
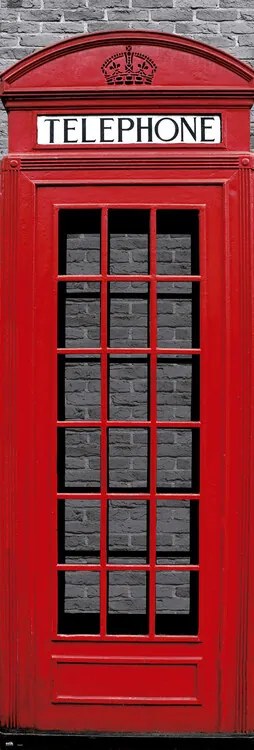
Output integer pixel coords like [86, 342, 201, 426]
[0, 31, 254, 735]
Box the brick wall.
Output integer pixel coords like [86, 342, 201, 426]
[1, 0, 254, 155]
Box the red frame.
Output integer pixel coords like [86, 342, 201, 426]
[0, 31, 254, 735]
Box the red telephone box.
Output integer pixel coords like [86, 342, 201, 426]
[1, 30, 254, 742]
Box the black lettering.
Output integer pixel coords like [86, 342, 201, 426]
[63, 118, 78, 143]
[137, 116, 153, 143]
[201, 116, 215, 142]
[155, 117, 179, 142]
[100, 117, 114, 143]
[118, 117, 134, 143]
[180, 116, 197, 142]
[81, 118, 96, 143]
[44, 117, 60, 144]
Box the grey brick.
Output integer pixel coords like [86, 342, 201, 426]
[175, 21, 219, 34]
[196, 9, 238, 20]
[42, 21, 85, 33]
[107, 10, 149, 20]
[1, 21, 41, 33]
[174, 0, 219, 7]
[43, 0, 81, 6]
[64, 10, 104, 21]
[88, 0, 129, 5]
[130, 21, 175, 31]
[19, 9, 62, 20]
[220, 0, 254, 5]
[240, 11, 254, 20]
[0, 33, 19, 46]
[151, 9, 193, 20]
[19, 33, 67, 46]
[87, 21, 131, 32]
[232, 46, 254, 59]
[239, 35, 254, 46]
[186, 33, 236, 48]
[1, 0, 41, 6]
[220, 21, 254, 34]
[132, 0, 173, 6]
[0, 9, 21, 19]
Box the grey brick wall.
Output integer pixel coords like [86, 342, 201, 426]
[1, 0, 254, 154]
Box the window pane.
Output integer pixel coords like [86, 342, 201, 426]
[156, 500, 198, 565]
[58, 571, 100, 634]
[58, 282, 100, 349]
[108, 500, 148, 564]
[109, 355, 148, 421]
[109, 282, 149, 348]
[58, 428, 101, 491]
[157, 282, 199, 349]
[156, 210, 199, 275]
[59, 209, 101, 275]
[157, 355, 199, 421]
[156, 570, 198, 635]
[58, 500, 100, 564]
[108, 428, 149, 491]
[108, 209, 149, 275]
[107, 571, 148, 634]
[58, 355, 100, 420]
[157, 429, 199, 492]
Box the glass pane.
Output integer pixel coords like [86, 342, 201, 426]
[108, 428, 149, 491]
[157, 428, 199, 492]
[109, 282, 149, 348]
[58, 355, 100, 420]
[109, 355, 148, 421]
[58, 571, 100, 634]
[108, 209, 149, 275]
[157, 355, 199, 421]
[58, 282, 100, 349]
[58, 500, 100, 563]
[156, 570, 198, 635]
[107, 571, 148, 634]
[58, 428, 100, 491]
[59, 209, 101, 275]
[108, 500, 148, 564]
[157, 210, 199, 275]
[157, 282, 199, 349]
[156, 500, 198, 565]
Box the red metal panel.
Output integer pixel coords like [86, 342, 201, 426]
[19, 182, 221, 733]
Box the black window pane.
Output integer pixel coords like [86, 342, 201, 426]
[107, 571, 148, 635]
[58, 571, 100, 634]
[109, 355, 148, 421]
[109, 282, 149, 349]
[109, 209, 149, 275]
[108, 500, 148, 564]
[157, 210, 199, 276]
[58, 355, 100, 420]
[58, 282, 100, 349]
[59, 209, 101, 275]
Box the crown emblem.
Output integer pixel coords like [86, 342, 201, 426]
[101, 45, 157, 86]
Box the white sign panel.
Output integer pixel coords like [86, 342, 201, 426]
[37, 114, 221, 145]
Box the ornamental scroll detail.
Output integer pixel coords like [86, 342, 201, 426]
[101, 45, 157, 85]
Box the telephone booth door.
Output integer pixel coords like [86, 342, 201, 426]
[1, 31, 254, 739]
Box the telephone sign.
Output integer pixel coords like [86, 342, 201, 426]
[37, 114, 222, 144]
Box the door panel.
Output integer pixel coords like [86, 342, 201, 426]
[32, 184, 224, 732]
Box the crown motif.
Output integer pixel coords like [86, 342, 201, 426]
[101, 45, 157, 86]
